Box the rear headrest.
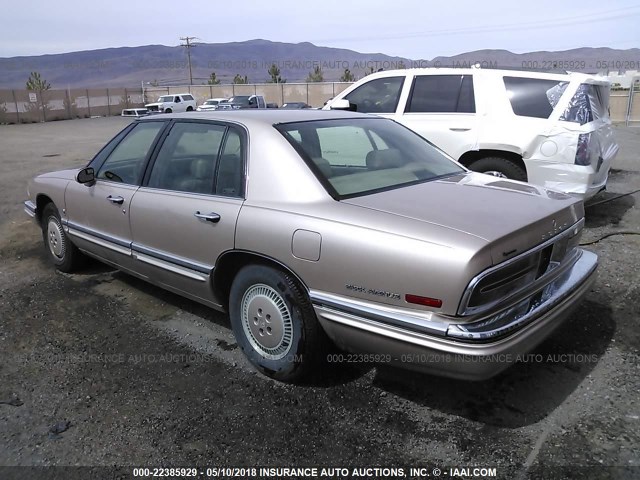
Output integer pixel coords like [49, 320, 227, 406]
[366, 149, 404, 170]
[312, 157, 332, 178]
[190, 158, 210, 179]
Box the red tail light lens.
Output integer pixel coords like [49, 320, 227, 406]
[405, 294, 442, 308]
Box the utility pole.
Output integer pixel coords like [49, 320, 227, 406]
[180, 36, 197, 85]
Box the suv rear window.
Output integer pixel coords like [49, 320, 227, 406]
[560, 83, 609, 125]
[503, 77, 568, 119]
[406, 75, 475, 113]
[182, 95, 194, 101]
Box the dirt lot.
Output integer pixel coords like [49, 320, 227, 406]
[0, 117, 639, 480]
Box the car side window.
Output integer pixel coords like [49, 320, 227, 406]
[215, 129, 245, 197]
[344, 76, 405, 113]
[96, 121, 165, 184]
[504, 77, 568, 119]
[147, 122, 226, 194]
[175, 96, 181, 103]
[406, 75, 476, 113]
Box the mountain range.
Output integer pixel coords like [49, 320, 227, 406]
[1, 39, 638, 88]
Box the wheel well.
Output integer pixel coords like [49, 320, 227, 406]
[212, 251, 307, 311]
[35, 194, 54, 224]
[458, 150, 527, 179]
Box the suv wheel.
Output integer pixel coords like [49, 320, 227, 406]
[469, 156, 527, 182]
[186, 106, 193, 112]
[164, 108, 172, 114]
[229, 265, 323, 383]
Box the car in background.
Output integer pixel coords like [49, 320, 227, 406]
[25, 110, 597, 383]
[282, 102, 311, 109]
[196, 98, 229, 112]
[217, 95, 266, 110]
[325, 68, 618, 199]
[121, 108, 148, 117]
[145, 93, 197, 114]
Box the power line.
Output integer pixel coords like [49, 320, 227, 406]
[308, 5, 640, 45]
[179, 36, 198, 85]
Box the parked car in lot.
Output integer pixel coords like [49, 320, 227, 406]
[217, 95, 266, 110]
[24, 110, 597, 382]
[325, 68, 619, 199]
[121, 108, 149, 117]
[145, 93, 197, 113]
[282, 102, 312, 109]
[196, 98, 229, 112]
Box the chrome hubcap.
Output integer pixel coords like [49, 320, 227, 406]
[485, 170, 508, 178]
[241, 284, 293, 360]
[47, 218, 65, 259]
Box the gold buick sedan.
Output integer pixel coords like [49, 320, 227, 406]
[24, 110, 597, 383]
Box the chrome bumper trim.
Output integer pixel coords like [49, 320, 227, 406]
[310, 291, 449, 336]
[24, 200, 36, 218]
[312, 248, 597, 345]
[447, 249, 597, 341]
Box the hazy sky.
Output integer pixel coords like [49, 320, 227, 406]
[1, 0, 638, 58]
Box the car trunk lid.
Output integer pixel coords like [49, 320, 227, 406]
[342, 172, 584, 265]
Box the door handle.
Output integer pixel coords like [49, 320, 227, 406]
[194, 211, 221, 223]
[449, 127, 471, 132]
[107, 195, 125, 204]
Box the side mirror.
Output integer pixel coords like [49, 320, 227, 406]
[329, 99, 356, 111]
[76, 167, 95, 186]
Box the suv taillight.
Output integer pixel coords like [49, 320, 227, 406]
[575, 133, 591, 166]
[575, 133, 600, 167]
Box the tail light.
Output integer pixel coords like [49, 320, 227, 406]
[575, 133, 601, 167]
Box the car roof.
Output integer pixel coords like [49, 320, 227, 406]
[361, 67, 607, 83]
[140, 109, 373, 126]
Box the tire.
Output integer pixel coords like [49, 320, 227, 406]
[186, 106, 193, 112]
[469, 156, 527, 182]
[41, 203, 83, 272]
[229, 265, 323, 383]
[164, 108, 172, 114]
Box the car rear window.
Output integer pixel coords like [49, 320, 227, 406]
[560, 83, 610, 125]
[503, 77, 568, 119]
[276, 118, 464, 199]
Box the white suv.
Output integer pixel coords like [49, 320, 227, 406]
[325, 68, 618, 199]
[145, 93, 197, 114]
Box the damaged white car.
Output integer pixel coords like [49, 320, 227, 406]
[325, 68, 618, 199]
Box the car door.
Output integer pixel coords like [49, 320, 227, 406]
[399, 74, 478, 160]
[129, 120, 245, 306]
[65, 120, 167, 270]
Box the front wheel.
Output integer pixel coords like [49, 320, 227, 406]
[41, 203, 84, 272]
[229, 265, 323, 382]
[469, 156, 527, 182]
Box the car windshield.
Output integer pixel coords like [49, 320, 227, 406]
[158, 96, 173, 102]
[226, 96, 250, 104]
[277, 118, 464, 199]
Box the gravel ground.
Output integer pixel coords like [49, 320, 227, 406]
[0, 117, 639, 480]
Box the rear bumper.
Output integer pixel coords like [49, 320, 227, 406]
[311, 249, 597, 380]
[524, 160, 611, 200]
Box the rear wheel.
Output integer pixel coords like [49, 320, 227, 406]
[469, 156, 527, 182]
[41, 203, 84, 272]
[229, 265, 323, 383]
[164, 108, 172, 114]
[186, 106, 193, 112]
